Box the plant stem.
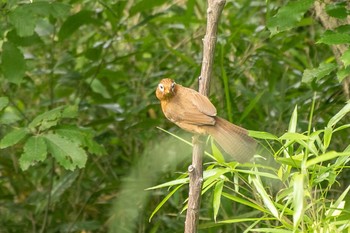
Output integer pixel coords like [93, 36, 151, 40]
[184, 1, 226, 232]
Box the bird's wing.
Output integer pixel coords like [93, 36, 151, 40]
[164, 86, 217, 126]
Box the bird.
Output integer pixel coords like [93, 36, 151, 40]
[155, 78, 256, 163]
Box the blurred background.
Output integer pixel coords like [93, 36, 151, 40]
[0, 0, 349, 232]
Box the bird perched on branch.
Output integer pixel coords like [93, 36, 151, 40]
[155, 78, 256, 163]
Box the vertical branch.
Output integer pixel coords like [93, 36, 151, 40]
[184, 1, 226, 233]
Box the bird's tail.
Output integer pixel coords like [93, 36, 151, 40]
[204, 117, 256, 163]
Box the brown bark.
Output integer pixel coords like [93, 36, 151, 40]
[184, 0, 226, 233]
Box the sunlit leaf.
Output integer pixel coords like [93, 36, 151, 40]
[293, 173, 304, 227]
[0, 128, 29, 149]
[213, 180, 224, 222]
[317, 31, 350, 45]
[327, 101, 350, 128]
[288, 105, 298, 133]
[325, 2, 348, 19]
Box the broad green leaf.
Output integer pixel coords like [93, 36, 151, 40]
[337, 66, 350, 82]
[149, 184, 183, 222]
[317, 31, 350, 45]
[58, 11, 98, 41]
[293, 173, 304, 228]
[288, 105, 298, 133]
[19, 136, 47, 170]
[9, 6, 36, 37]
[267, 0, 314, 35]
[0, 128, 29, 149]
[129, 0, 167, 16]
[327, 101, 350, 128]
[0, 97, 9, 111]
[302, 62, 337, 83]
[48, 2, 70, 18]
[325, 2, 348, 19]
[89, 78, 111, 99]
[29, 105, 78, 131]
[1, 42, 26, 84]
[341, 49, 350, 67]
[55, 125, 106, 156]
[248, 130, 279, 140]
[213, 180, 224, 222]
[44, 133, 87, 170]
[251, 176, 279, 219]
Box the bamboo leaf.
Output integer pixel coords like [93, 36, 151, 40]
[293, 173, 304, 227]
[213, 180, 224, 222]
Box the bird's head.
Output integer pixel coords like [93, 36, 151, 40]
[156, 78, 177, 101]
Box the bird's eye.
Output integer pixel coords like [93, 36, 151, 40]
[171, 82, 175, 90]
[158, 83, 164, 92]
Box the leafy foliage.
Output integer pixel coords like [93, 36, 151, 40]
[0, 0, 349, 232]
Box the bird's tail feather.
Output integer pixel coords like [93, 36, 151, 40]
[204, 117, 256, 163]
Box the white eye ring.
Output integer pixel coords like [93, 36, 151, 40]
[171, 82, 175, 90]
[158, 83, 164, 92]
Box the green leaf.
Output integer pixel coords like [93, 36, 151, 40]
[213, 180, 224, 222]
[323, 126, 332, 150]
[0, 97, 9, 111]
[325, 185, 350, 218]
[129, 0, 167, 16]
[288, 105, 298, 133]
[149, 184, 184, 222]
[317, 31, 350, 45]
[251, 176, 280, 219]
[280, 132, 309, 141]
[293, 173, 304, 228]
[302, 62, 337, 83]
[19, 136, 47, 170]
[89, 78, 111, 99]
[1, 42, 26, 84]
[248, 130, 279, 140]
[211, 139, 225, 163]
[306, 151, 349, 168]
[0, 128, 29, 149]
[29, 105, 78, 131]
[58, 11, 98, 41]
[340, 49, 350, 67]
[44, 133, 87, 170]
[9, 6, 36, 37]
[337, 66, 350, 82]
[267, 0, 314, 36]
[325, 2, 348, 19]
[327, 101, 350, 128]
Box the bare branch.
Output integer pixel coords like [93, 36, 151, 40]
[184, 1, 226, 233]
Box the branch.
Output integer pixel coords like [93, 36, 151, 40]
[184, 1, 226, 233]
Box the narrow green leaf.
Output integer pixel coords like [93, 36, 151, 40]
[251, 177, 279, 219]
[213, 180, 224, 222]
[341, 48, 350, 68]
[327, 101, 350, 128]
[267, 0, 314, 35]
[293, 173, 304, 228]
[19, 136, 47, 170]
[50, 171, 79, 204]
[280, 132, 309, 141]
[288, 105, 298, 133]
[0, 128, 29, 149]
[89, 78, 111, 99]
[323, 126, 332, 150]
[317, 31, 350, 45]
[325, 185, 350, 218]
[222, 192, 266, 212]
[1, 42, 26, 84]
[306, 151, 349, 168]
[44, 133, 87, 170]
[248, 130, 279, 140]
[302, 62, 337, 83]
[239, 91, 265, 122]
[211, 139, 225, 163]
[0, 97, 9, 111]
[149, 184, 184, 222]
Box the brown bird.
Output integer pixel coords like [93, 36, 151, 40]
[155, 78, 256, 163]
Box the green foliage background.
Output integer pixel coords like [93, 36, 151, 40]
[0, 0, 349, 232]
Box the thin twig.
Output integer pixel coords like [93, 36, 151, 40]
[184, 1, 226, 233]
